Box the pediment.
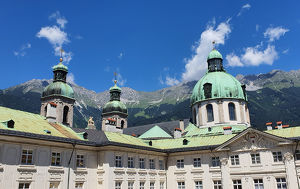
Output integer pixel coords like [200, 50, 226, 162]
[215, 128, 293, 152]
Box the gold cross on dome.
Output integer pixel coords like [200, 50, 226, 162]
[59, 48, 64, 62]
[114, 72, 118, 84]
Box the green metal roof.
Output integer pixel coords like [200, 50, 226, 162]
[191, 71, 246, 105]
[0, 106, 82, 140]
[207, 49, 223, 60]
[265, 127, 300, 138]
[53, 62, 68, 72]
[105, 131, 151, 147]
[109, 84, 121, 91]
[42, 81, 74, 99]
[139, 125, 172, 139]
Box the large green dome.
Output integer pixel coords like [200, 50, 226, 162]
[42, 81, 74, 99]
[190, 71, 246, 105]
[102, 101, 128, 115]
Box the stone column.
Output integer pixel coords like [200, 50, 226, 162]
[239, 102, 245, 123]
[220, 158, 230, 189]
[217, 100, 224, 124]
[283, 152, 298, 188]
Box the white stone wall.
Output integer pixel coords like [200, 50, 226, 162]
[192, 99, 250, 127]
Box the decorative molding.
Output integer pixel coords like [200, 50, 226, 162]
[220, 158, 228, 166]
[284, 152, 294, 162]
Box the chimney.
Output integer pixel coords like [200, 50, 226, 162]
[46, 102, 57, 123]
[276, 121, 282, 129]
[86, 117, 96, 130]
[174, 128, 182, 138]
[223, 126, 232, 135]
[179, 120, 184, 131]
[266, 122, 272, 130]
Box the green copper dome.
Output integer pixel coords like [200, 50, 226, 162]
[42, 81, 74, 99]
[102, 101, 128, 115]
[207, 49, 223, 60]
[53, 62, 68, 72]
[102, 82, 128, 115]
[190, 72, 246, 105]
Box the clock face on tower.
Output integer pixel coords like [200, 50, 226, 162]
[54, 71, 66, 81]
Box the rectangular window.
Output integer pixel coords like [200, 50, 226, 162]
[115, 182, 121, 189]
[178, 182, 185, 189]
[160, 182, 164, 189]
[150, 182, 155, 189]
[213, 180, 222, 189]
[115, 155, 122, 168]
[254, 179, 264, 189]
[276, 178, 287, 189]
[21, 149, 33, 165]
[273, 152, 283, 162]
[140, 182, 145, 189]
[231, 155, 240, 165]
[212, 157, 220, 167]
[295, 150, 300, 160]
[193, 158, 201, 167]
[149, 159, 155, 169]
[128, 157, 134, 168]
[75, 182, 84, 189]
[159, 160, 164, 170]
[49, 182, 59, 189]
[233, 180, 242, 189]
[176, 159, 184, 169]
[76, 155, 85, 167]
[51, 152, 61, 166]
[195, 181, 203, 189]
[19, 183, 30, 189]
[139, 158, 145, 169]
[251, 154, 261, 164]
[128, 182, 134, 189]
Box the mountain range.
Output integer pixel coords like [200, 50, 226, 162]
[1, 69, 300, 130]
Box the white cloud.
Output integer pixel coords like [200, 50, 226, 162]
[49, 11, 68, 29]
[264, 26, 289, 42]
[256, 24, 260, 32]
[165, 76, 180, 86]
[37, 16, 73, 63]
[181, 21, 231, 81]
[118, 52, 124, 60]
[14, 43, 31, 57]
[282, 49, 289, 54]
[237, 4, 251, 17]
[226, 45, 278, 67]
[37, 26, 69, 46]
[226, 53, 243, 67]
[67, 72, 75, 84]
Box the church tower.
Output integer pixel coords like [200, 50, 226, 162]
[101, 78, 128, 133]
[190, 48, 250, 128]
[40, 53, 75, 127]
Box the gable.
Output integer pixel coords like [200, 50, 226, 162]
[139, 125, 172, 139]
[215, 128, 293, 152]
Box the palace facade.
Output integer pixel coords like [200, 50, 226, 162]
[0, 49, 299, 189]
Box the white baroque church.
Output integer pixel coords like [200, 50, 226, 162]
[0, 49, 299, 189]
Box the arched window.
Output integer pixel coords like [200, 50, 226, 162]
[44, 106, 47, 116]
[121, 120, 125, 129]
[63, 106, 69, 123]
[228, 103, 236, 121]
[193, 108, 197, 125]
[206, 104, 214, 122]
[203, 83, 212, 99]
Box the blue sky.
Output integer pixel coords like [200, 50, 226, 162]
[0, 0, 299, 92]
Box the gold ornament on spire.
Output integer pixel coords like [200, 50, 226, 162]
[212, 41, 216, 50]
[114, 72, 118, 85]
[59, 48, 64, 63]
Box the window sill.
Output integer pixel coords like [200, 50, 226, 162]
[126, 168, 136, 174]
[250, 164, 263, 168]
[191, 168, 204, 173]
[209, 167, 221, 172]
[17, 165, 36, 172]
[74, 168, 88, 174]
[229, 165, 242, 169]
[272, 162, 284, 166]
[48, 166, 64, 174]
[174, 170, 187, 174]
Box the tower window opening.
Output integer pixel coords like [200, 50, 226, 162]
[44, 106, 47, 116]
[206, 104, 214, 122]
[203, 83, 212, 99]
[193, 108, 197, 125]
[63, 106, 69, 124]
[121, 120, 125, 129]
[228, 103, 236, 121]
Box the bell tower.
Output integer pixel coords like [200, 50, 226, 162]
[40, 49, 75, 127]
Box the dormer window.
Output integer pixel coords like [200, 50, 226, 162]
[203, 83, 212, 99]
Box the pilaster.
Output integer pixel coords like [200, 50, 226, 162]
[283, 152, 298, 189]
